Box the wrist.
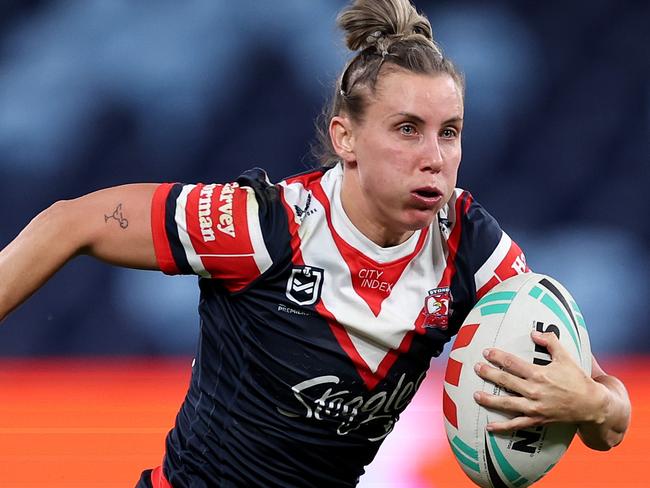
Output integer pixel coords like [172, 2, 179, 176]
[581, 381, 610, 426]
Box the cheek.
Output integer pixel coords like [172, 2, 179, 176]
[361, 166, 397, 197]
[438, 150, 461, 200]
[448, 155, 461, 177]
[358, 145, 406, 186]
[444, 146, 462, 176]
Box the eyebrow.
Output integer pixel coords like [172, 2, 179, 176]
[442, 116, 464, 125]
[392, 112, 464, 125]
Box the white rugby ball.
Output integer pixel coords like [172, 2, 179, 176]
[443, 272, 591, 488]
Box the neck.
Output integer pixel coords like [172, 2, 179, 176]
[340, 169, 413, 248]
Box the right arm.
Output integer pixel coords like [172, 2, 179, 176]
[0, 184, 160, 322]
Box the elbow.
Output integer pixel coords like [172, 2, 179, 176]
[590, 432, 625, 451]
[604, 426, 628, 450]
[584, 374, 632, 451]
[579, 423, 628, 451]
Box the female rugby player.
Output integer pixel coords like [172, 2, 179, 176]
[0, 1, 630, 486]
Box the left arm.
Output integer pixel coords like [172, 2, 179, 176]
[473, 331, 631, 450]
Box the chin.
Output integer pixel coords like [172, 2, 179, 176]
[403, 211, 437, 232]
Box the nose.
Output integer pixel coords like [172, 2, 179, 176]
[419, 135, 444, 172]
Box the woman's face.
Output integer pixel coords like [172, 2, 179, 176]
[334, 70, 464, 246]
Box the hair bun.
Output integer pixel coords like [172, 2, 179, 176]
[338, 0, 434, 52]
[365, 30, 383, 47]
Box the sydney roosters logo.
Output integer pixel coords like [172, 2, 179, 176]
[423, 287, 451, 330]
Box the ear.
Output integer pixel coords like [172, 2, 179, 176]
[329, 115, 356, 164]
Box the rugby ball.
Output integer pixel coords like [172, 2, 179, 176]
[443, 273, 591, 488]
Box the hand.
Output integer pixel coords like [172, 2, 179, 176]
[473, 331, 608, 432]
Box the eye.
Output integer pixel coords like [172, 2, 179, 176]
[399, 124, 417, 136]
[440, 127, 458, 139]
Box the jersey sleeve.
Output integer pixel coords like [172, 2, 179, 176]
[444, 189, 531, 331]
[150, 168, 289, 292]
[462, 194, 530, 299]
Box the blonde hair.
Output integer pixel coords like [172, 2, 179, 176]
[314, 0, 464, 167]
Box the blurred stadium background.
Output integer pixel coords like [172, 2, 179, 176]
[0, 0, 647, 486]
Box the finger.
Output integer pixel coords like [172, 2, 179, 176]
[473, 363, 534, 398]
[531, 331, 568, 362]
[485, 415, 544, 433]
[482, 348, 534, 380]
[473, 389, 528, 414]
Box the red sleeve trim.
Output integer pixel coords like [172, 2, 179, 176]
[476, 240, 530, 299]
[150, 183, 180, 275]
[150, 465, 173, 488]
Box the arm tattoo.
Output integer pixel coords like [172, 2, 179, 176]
[104, 203, 129, 229]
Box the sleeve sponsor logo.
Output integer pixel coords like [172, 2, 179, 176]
[510, 252, 528, 275]
[493, 246, 529, 282]
[198, 184, 217, 242]
[197, 182, 239, 242]
[216, 182, 238, 238]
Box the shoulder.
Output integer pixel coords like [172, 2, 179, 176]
[445, 188, 529, 297]
[238, 166, 330, 203]
[439, 188, 504, 246]
[278, 165, 330, 190]
[233, 167, 278, 209]
[275, 165, 333, 219]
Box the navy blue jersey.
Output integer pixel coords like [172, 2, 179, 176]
[149, 164, 529, 487]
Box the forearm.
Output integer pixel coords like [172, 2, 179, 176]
[578, 373, 631, 451]
[0, 201, 82, 321]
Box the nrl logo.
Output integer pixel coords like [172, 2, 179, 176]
[423, 286, 451, 330]
[286, 265, 324, 306]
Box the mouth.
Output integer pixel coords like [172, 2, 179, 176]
[413, 188, 441, 199]
[411, 187, 443, 208]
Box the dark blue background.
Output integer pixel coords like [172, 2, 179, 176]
[1, 0, 648, 356]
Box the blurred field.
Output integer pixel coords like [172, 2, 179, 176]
[0, 358, 646, 487]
